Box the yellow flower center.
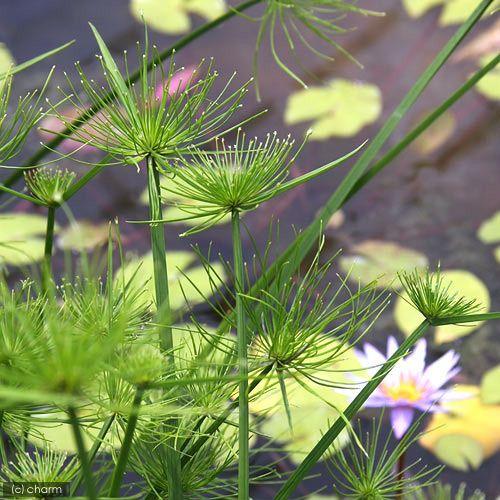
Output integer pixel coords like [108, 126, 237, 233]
[383, 380, 423, 402]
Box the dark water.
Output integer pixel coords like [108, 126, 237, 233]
[1, 0, 499, 497]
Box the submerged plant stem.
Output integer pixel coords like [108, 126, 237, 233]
[231, 210, 249, 500]
[67, 406, 97, 500]
[395, 449, 406, 500]
[109, 388, 144, 497]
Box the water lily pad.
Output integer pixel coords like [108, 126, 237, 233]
[339, 241, 428, 289]
[0, 213, 57, 267]
[477, 211, 500, 243]
[402, 0, 443, 18]
[394, 270, 490, 344]
[412, 111, 456, 155]
[284, 79, 382, 140]
[420, 385, 500, 468]
[439, 0, 500, 26]
[130, 0, 226, 35]
[57, 221, 114, 251]
[480, 365, 500, 404]
[117, 250, 225, 313]
[0, 43, 15, 75]
[475, 54, 500, 101]
[434, 434, 484, 471]
[495, 246, 500, 263]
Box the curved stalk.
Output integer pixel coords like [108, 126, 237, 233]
[0, 0, 263, 194]
[231, 210, 249, 500]
[67, 406, 97, 500]
[109, 388, 144, 497]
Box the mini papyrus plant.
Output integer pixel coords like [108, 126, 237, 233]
[0, 1, 499, 499]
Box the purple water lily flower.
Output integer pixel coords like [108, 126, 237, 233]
[352, 336, 464, 438]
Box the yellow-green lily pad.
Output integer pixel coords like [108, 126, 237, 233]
[477, 211, 500, 243]
[439, 0, 500, 26]
[339, 240, 428, 289]
[480, 365, 500, 404]
[402, 0, 443, 18]
[475, 54, 500, 101]
[117, 250, 225, 313]
[284, 79, 382, 140]
[394, 269, 490, 344]
[0, 213, 57, 267]
[57, 221, 114, 251]
[420, 385, 500, 468]
[130, 0, 226, 35]
[0, 43, 15, 75]
[412, 111, 456, 155]
[434, 434, 484, 471]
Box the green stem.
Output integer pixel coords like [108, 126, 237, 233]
[146, 156, 172, 355]
[395, 448, 406, 500]
[146, 156, 182, 500]
[70, 414, 116, 496]
[109, 388, 144, 497]
[0, 0, 263, 194]
[67, 406, 97, 500]
[348, 53, 500, 202]
[0, 411, 8, 465]
[231, 210, 249, 500]
[431, 311, 500, 325]
[275, 320, 431, 499]
[43, 206, 56, 291]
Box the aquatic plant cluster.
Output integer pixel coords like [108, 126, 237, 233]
[0, 1, 499, 498]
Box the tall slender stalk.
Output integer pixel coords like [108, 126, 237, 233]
[231, 210, 249, 500]
[109, 387, 144, 497]
[42, 206, 56, 291]
[70, 414, 116, 496]
[146, 155, 183, 499]
[67, 406, 97, 500]
[146, 156, 172, 354]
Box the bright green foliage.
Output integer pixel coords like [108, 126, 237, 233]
[0, 43, 15, 74]
[410, 482, 486, 500]
[47, 25, 248, 169]
[284, 79, 382, 139]
[328, 417, 441, 498]
[25, 168, 76, 206]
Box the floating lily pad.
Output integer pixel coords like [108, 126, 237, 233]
[412, 111, 456, 155]
[475, 54, 500, 101]
[284, 79, 382, 140]
[477, 211, 500, 244]
[130, 0, 226, 35]
[117, 250, 225, 313]
[0, 213, 57, 267]
[439, 0, 500, 26]
[0, 43, 15, 75]
[420, 385, 500, 468]
[402, 0, 443, 18]
[339, 240, 428, 289]
[57, 221, 114, 251]
[480, 365, 500, 404]
[434, 434, 484, 471]
[394, 270, 490, 344]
